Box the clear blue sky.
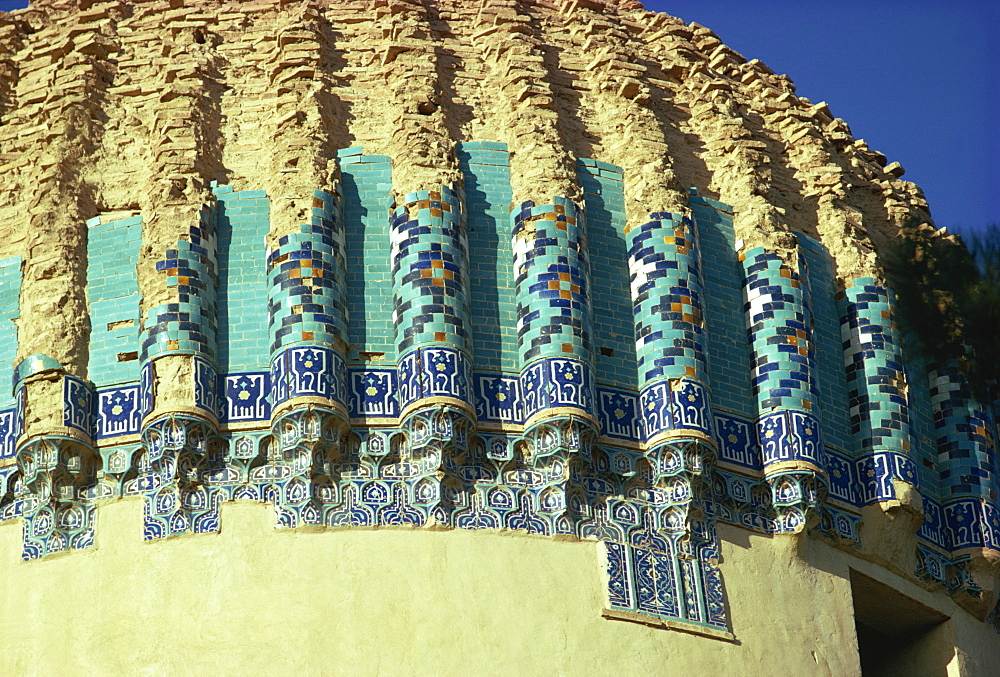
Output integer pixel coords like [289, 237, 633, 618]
[1, 0, 996, 235]
[644, 0, 999, 238]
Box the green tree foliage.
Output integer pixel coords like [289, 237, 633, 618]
[883, 221, 1000, 404]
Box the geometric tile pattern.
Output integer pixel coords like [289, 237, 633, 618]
[267, 190, 348, 414]
[628, 211, 710, 387]
[839, 279, 913, 457]
[740, 247, 818, 414]
[756, 410, 825, 469]
[349, 368, 398, 419]
[390, 185, 472, 412]
[929, 362, 998, 502]
[740, 248, 825, 470]
[391, 185, 469, 354]
[267, 190, 347, 356]
[141, 205, 218, 363]
[740, 246, 826, 529]
[628, 211, 714, 442]
[193, 355, 218, 418]
[512, 197, 591, 366]
[16, 435, 100, 560]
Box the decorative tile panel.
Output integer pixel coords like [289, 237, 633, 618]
[475, 372, 523, 424]
[349, 368, 398, 418]
[270, 345, 347, 410]
[520, 356, 594, 422]
[713, 412, 760, 470]
[598, 387, 640, 441]
[193, 355, 218, 418]
[219, 373, 270, 422]
[63, 375, 94, 436]
[855, 450, 920, 504]
[95, 386, 141, 439]
[0, 408, 17, 459]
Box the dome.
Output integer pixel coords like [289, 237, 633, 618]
[0, 0, 996, 673]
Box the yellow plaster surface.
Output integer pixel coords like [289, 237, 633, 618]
[0, 500, 997, 675]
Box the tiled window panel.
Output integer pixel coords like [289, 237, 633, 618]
[691, 196, 755, 419]
[215, 187, 270, 373]
[86, 215, 141, 387]
[578, 159, 637, 390]
[340, 148, 395, 365]
[0, 255, 21, 406]
[798, 235, 852, 455]
[459, 142, 518, 373]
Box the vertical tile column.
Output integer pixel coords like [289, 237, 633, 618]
[138, 205, 220, 539]
[140, 207, 219, 407]
[625, 207, 727, 631]
[266, 189, 351, 527]
[930, 363, 1000, 558]
[12, 8, 121, 558]
[391, 186, 476, 472]
[741, 246, 827, 533]
[628, 211, 716, 534]
[839, 280, 920, 502]
[513, 198, 598, 460]
[132, 19, 226, 541]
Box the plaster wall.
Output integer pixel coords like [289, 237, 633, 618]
[1, 500, 996, 675]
